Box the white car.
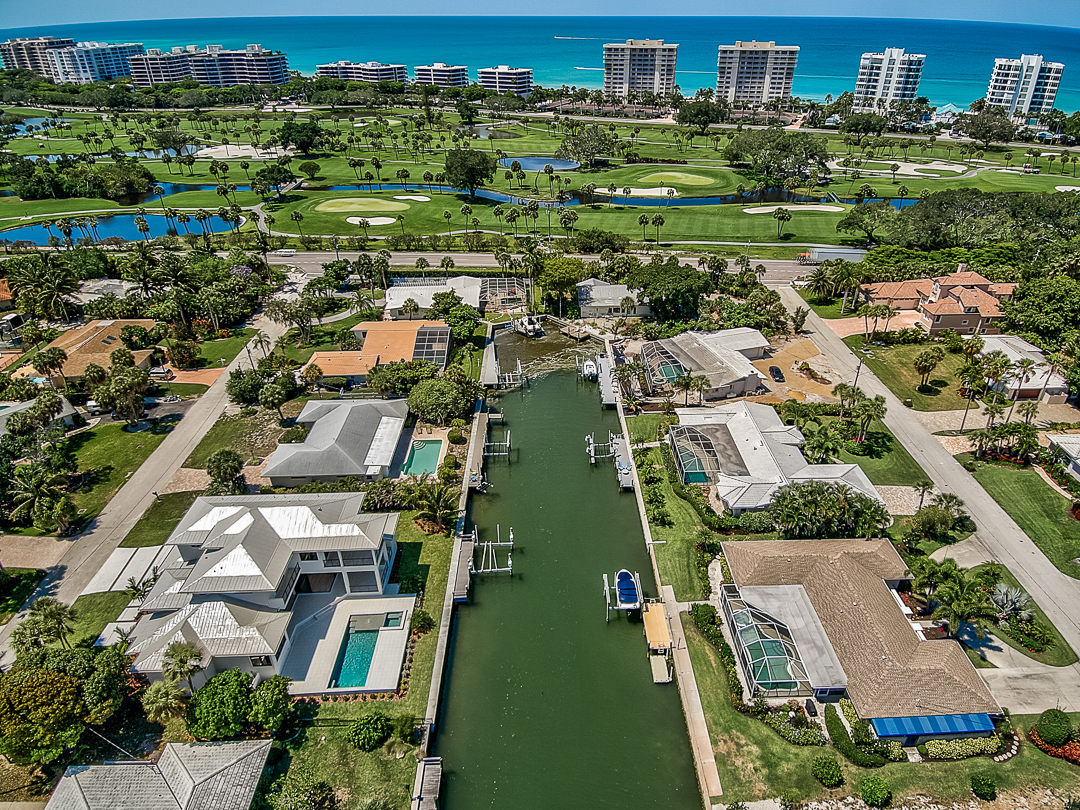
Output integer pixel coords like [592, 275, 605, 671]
[84, 400, 108, 416]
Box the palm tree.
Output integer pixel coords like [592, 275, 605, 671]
[27, 597, 77, 649]
[411, 477, 461, 532]
[162, 640, 205, 694]
[253, 330, 273, 359]
[142, 679, 188, 726]
[290, 210, 304, 236]
[932, 574, 998, 640]
[1006, 359, 1037, 422]
[956, 364, 983, 433]
[907, 556, 960, 603]
[351, 289, 375, 314]
[672, 372, 695, 406]
[651, 213, 665, 243]
[9, 464, 66, 527]
[402, 298, 420, 320]
[620, 295, 637, 316]
[1018, 400, 1040, 425]
[638, 213, 649, 242]
[914, 479, 934, 510]
[804, 423, 843, 462]
[983, 399, 1006, 428]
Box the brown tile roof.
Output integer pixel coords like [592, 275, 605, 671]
[920, 298, 965, 316]
[724, 539, 999, 719]
[988, 282, 1016, 297]
[0, 279, 12, 303]
[350, 320, 449, 373]
[302, 351, 368, 376]
[933, 270, 991, 286]
[46, 319, 156, 379]
[861, 279, 933, 304]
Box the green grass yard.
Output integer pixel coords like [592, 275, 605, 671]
[815, 418, 927, 487]
[0, 569, 44, 625]
[627, 413, 677, 444]
[70, 591, 131, 646]
[68, 422, 172, 521]
[120, 491, 200, 548]
[797, 290, 857, 320]
[184, 411, 284, 468]
[842, 337, 971, 411]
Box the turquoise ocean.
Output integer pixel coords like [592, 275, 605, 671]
[3, 16, 1080, 111]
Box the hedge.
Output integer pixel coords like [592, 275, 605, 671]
[761, 711, 827, 746]
[924, 736, 1002, 760]
[824, 704, 885, 767]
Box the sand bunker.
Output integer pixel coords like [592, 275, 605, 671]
[355, 119, 401, 127]
[597, 186, 680, 198]
[743, 205, 844, 214]
[196, 144, 288, 160]
[315, 198, 410, 213]
[1057, 186, 1080, 192]
[638, 171, 714, 186]
[346, 216, 397, 226]
[394, 195, 430, 202]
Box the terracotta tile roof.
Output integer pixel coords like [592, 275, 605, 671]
[988, 282, 1016, 297]
[350, 320, 450, 372]
[955, 288, 1002, 316]
[302, 351, 369, 376]
[45, 319, 157, 379]
[0, 279, 12, 303]
[724, 539, 999, 719]
[933, 270, 991, 286]
[920, 298, 965, 316]
[861, 279, 933, 303]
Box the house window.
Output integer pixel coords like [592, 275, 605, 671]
[323, 552, 341, 567]
[961, 320, 968, 325]
[250, 655, 272, 667]
[934, 315, 941, 323]
[347, 570, 378, 593]
[298, 552, 318, 562]
[341, 550, 374, 566]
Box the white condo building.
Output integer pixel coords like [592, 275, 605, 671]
[603, 39, 678, 98]
[478, 65, 533, 96]
[986, 54, 1064, 118]
[45, 41, 145, 84]
[0, 36, 75, 77]
[853, 47, 924, 111]
[316, 60, 408, 83]
[413, 62, 469, 88]
[716, 41, 799, 105]
[128, 44, 289, 88]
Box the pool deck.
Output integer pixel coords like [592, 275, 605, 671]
[283, 593, 415, 695]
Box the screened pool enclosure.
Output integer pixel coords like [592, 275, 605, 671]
[720, 584, 813, 697]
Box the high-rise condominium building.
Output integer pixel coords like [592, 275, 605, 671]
[45, 41, 145, 84]
[413, 63, 469, 88]
[315, 60, 408, 83]
[478, 65, 533, 96]
[128, 44, 289, 88]
[0, 36, 75, 77]
[602, 39, 678, 98]
[986, 54, 1063, 118]
[715, 41, 799, 104]
[853, 47, 925, 111]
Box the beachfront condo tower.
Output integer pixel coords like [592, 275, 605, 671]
[478, 65, 534, 96]
[413, 63, 469, 88]
[0, 36, 75, 78]
[45, 41, 146, 84]
[603, 39, 678, 98]
[128, 44, 289, 88]
[985, 54, 1063, 118]
[715, 41, 799, 105]
[853, 47, 925, 111]
[316, 61, 408, 83]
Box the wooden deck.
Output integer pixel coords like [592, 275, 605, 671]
[411, 757, 442, 810]
[453, 538, 474, 603]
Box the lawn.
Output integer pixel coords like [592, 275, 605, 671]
[278, 512, 452, 809]
[842, 336, 971, 411]
[968, 459, 1080, 579]
[70, 591, 131, 646]
[120, 491, 200, 548]
[684, 615, 1080, 804]
[627, 413, 677, 444]
[797, 289, 856, 320]
[184, 411, 284, 468]
[281, 312, 367, 365]
[0, 569, 44, 624]
[817, 418, 927, 487]
[68, 422, 172, 521]
[194, 328, 256, 368]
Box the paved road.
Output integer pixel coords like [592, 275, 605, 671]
[778, 287, 1080, 661]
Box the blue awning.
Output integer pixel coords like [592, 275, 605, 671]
[871, 714, 993, 738]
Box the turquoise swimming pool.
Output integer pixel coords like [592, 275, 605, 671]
[402, 439, 443, 476]
[329, 628, 378, 688]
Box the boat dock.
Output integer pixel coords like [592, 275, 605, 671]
[643, 602, 674, 683]
[467, 413, 489, 489]
[453, 531, 475, 603]
[410, 757, 442, 810]
[596, 354, 618, 407]
[613, 435, 634, 490]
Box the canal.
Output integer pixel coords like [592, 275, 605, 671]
[435, 335, 700, 810]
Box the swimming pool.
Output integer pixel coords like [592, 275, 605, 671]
[402, 439, 443, 476]
[329, 628, 378, 688]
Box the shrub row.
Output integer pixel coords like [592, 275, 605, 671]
[824, 704, 885, 767]
[923, 736, 1002, 760]
[761, 711, 828, 746]
[840, 698, 860, 727]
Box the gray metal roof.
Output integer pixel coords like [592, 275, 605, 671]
[45, 740, 271, 810]
[262, 399, 409, 481]
[577, 278, 639, 309]
[385, 275, 481, 311]
[0, 395, 77, 435]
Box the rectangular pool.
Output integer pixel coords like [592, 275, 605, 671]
[329, 628, 378, 688]
[402, 439, 443, 476]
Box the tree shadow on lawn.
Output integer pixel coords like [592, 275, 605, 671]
[915, 379, 949, 397]
[391, 542, 430, 593]
[855, 428, 895, 460]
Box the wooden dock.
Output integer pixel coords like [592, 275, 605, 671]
[410, 757, 442, 810]
[596, 354, 618, 407]
[453, 536, 474, 603]
[466, 413, 489, 489]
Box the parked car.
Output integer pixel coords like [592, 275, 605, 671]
[769, 366, 785, 383]
[84, 400, 107, 416]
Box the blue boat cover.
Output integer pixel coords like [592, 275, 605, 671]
[871, 714, 994, 738]
[616, 571, 638, 605]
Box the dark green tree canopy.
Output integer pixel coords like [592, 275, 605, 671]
[676, 101, 723, 136]
[443, 149, 497, 197]
[555, 125, 615, 168]
[955, 105, 1017, 149]
[838, 113, 888, 144]
[407, 377, 467, 426]
[722, 127, 828, 181]
[278, 120, 322, 155]
[366, 359, 439, 396]
[625, 258, 714, 322]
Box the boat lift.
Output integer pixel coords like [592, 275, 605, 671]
[484, 423, 512, 463]
[603, 569, 643, 622]
[585, 431, 618, 464]
[471, 524, 514, 575]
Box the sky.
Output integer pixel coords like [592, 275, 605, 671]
[2, 0, 1080, 29]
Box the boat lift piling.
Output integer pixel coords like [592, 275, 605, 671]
[603, 569, 643, 622]
[584, 430, 617, 464]
[471, 524, 515, 575]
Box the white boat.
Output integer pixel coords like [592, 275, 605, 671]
[615, 569, 641, 610]
[581, 359, 598, 381]
[523, 315, 543, 337]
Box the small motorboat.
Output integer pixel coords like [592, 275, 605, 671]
[581, 358, 598, 381]
[523, 315, 543, 337]
[615, 569, 641, 610]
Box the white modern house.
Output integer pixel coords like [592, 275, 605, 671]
[853, 47, 924, 111]
[669, 403, 884, 514]
[262, 399, 410, 486]
[978, 334, 1068, 403]
[316, 60, 408, 83]
[640, 328, 769, 400]
[716, 41, 799, 104]
[385, 275, 482, 319]
[126, 493, 406, 691]
[985, 54, 1063, 118]
[603, 39, 678, 97]
[413, 62, 469, 88]
[576, 278, 650, 318]
[478, 65, 533, 96]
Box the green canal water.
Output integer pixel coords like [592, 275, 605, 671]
[434, 335, 701, 810]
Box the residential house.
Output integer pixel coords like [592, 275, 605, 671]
[576, 278, 650, 318]
[1048, 435, 1080, 483]
[44, 739, 271, 810]
[639, 328, 769, 400]
[300, 351, 370, 388]
[669, 403, 883, 513]
[722, 539, 1000, 744]
[126, 493, 400, 688]
[861, 269, 1016, 335]
[385, 276, 481, 319]
[262, 399, 410, 486]
[0, 395, 77, 437]
[978, 335, 1068, 403]
[346, 321, 452, 383]
[28, 319, 156, 384]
